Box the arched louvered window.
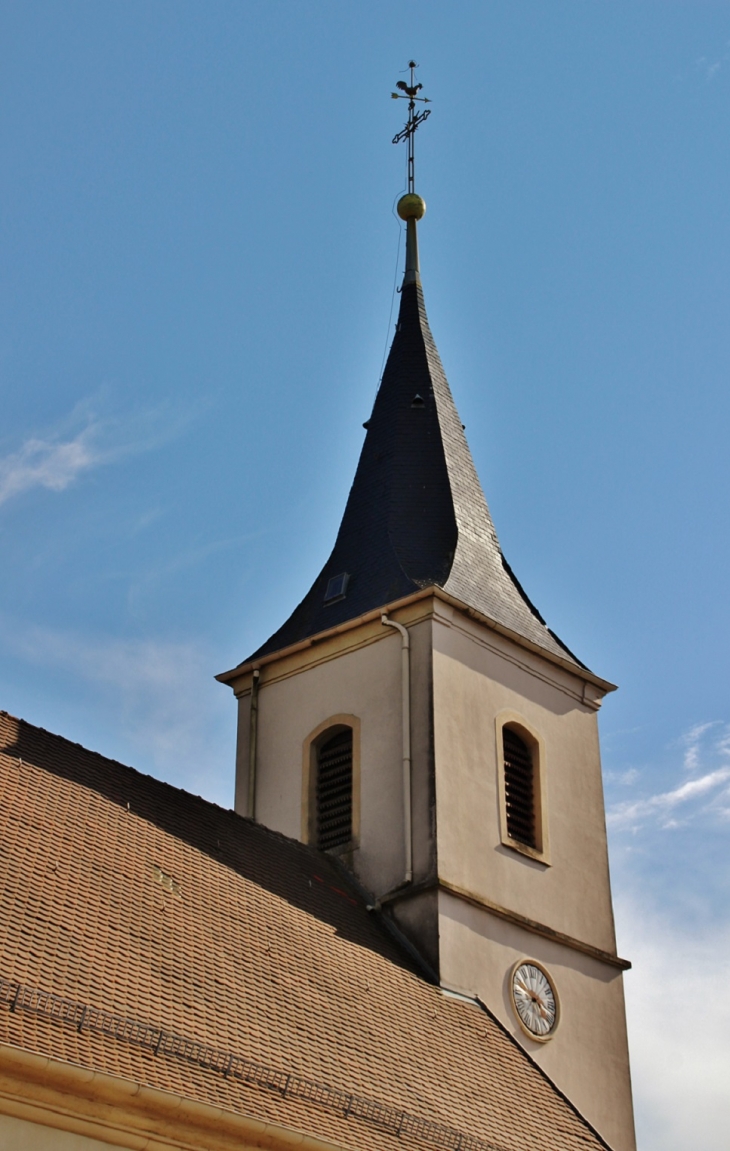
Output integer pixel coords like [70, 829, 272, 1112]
[315, 727, 353, 851]
[502, 727, 536, 849]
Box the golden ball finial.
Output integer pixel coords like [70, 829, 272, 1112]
[397, 193, 426, 221]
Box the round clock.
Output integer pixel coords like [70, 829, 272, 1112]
[510, 960, 559, 1041]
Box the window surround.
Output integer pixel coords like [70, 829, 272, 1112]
[495, 711, 550, 865]
[301, 714, 361, 852]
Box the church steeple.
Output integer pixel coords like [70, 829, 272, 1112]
[250, 266, 580, 665]
[219, 75, 634, 1150]
[247, 78, 582, 670]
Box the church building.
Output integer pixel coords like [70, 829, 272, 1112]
[0, 74, 635, 1151]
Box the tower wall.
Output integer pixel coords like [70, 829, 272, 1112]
[228, 594, 635, 1149]
[438, 898, 634, 1151]
[231, 604, 437, 905]
[430, 603, 635, 1151]
[431, 604, 616, 951]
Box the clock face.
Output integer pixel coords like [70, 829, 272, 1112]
[511, 961, 559, 1040]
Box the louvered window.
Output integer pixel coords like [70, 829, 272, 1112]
[503, 727, 536, 849]
[316, 728, 353, 851]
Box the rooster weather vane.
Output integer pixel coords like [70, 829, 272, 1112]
[391, 60, 431, 194]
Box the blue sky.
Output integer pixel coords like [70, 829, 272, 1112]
[1, 4, 728, 1146]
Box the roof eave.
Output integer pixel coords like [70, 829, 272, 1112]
[216, 586, 617, 696]
[0, 1041, 353, 1151]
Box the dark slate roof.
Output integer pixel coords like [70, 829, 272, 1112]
[248, 278, 582, 667]
[0, 709, 610, 1151]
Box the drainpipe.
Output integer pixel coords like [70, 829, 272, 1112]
[248, 669, 260, 820]
[381, 614, 413, 884]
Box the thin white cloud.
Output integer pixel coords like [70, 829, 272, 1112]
[693, 43, 730, 83]
[609, 765, 730, 830]
[3, 621, 234, 805]
[0, 428, 99, 505]
[608, 721, 730, 831]
[604, 767, 639, 786]
[714, 727, 730, 760]
[0, 394, 197, 510]
[681, 720, 720, 772]
[616, 896, 730, 1151]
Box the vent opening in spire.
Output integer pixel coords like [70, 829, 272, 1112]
[324, 573, 350, 604]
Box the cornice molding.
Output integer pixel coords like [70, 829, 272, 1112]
[437, 880, 631, 971]
[0, 1042, 350, 1151]
[378, 878, 630, 971]
[217, 587, 615, 699]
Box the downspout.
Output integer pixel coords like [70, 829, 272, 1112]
[381, 614, 413, 884]
[248, 669, 260, 820]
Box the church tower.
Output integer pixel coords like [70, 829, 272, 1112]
[218, 67, 635, 1151]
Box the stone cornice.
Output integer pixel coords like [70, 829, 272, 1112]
[0, 1042, 350, 1151]
[217, 587, 616, 699]
[438, 880, 631, 971]
[378, 879, 631, 972]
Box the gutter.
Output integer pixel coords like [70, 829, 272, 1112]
[247, 669, 260, 820]
[381, 613, 412, 884]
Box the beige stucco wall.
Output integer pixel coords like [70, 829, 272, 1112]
[0, 1112, 130, 1150]
[432, 607, 617, 952]
[234, 612, 435, 901]
[439, 894, 635, 1151]
[431, 606, 635, 1151]
[227, 595, 634, 1149]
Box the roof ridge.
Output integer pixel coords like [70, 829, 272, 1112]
[0, 707, 431, 987]
[0, 708, 339, 867]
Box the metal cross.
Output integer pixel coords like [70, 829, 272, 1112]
[391, 60, 431, 194]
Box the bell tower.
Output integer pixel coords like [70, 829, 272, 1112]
[218, 65, 635, 1151]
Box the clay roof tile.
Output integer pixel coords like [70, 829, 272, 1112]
[0, 710, 609, 1151]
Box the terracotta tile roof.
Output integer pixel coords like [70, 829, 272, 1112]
[0, 711, 609, 1151]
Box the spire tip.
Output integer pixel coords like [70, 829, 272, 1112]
[397, 193, 426, 221]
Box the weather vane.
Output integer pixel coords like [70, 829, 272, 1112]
[391, 60, 431, 195]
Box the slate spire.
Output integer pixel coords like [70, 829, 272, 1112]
[248, 198, 582, 668]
